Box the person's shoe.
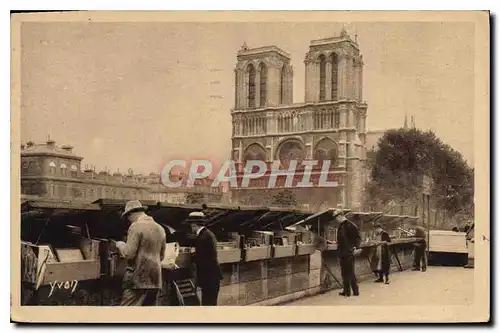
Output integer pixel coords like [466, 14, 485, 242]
[353, 291, 360, 296]
[338, 292, 350, 297]
[374, 278, 383, 283]
[422, 267, 427, 272]
[384, 280, 390, 284]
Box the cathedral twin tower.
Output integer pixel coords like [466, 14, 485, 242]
[234, 27, 364, 110]
[231, 28, 368, 210]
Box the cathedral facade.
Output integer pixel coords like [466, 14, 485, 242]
[230, 28, 368, 211]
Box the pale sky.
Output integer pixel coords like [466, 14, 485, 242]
[20, 21, 474, 174]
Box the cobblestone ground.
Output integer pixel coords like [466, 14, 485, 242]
[288, 266, 474, 306]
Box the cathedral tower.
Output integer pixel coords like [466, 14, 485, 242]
[231, 29, 368, 211]
[234, 43, 293, 109]
[304, 27, 364, 103]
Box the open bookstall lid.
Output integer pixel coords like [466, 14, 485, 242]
[21, 198, 420, 232]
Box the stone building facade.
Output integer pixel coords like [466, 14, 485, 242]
[20, 140, 223, 204]
[231, 28, 368, 211]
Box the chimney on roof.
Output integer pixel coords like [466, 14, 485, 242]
[26, 141, 34, 148]
[61, 145, 73, 153]
[46, 139, 56, 148]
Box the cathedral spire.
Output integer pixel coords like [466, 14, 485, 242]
[404, 112, 408, 129]
[340, 25, 348, 37]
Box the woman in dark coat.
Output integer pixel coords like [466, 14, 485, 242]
[370, 222, 392, 284]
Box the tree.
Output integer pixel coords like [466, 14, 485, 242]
[366, 128, 474, 217]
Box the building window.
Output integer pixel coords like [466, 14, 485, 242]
[352, 58, 357, 99]
[60, 163, 67, 176]
[319, 55, 326, 101]
[234, 70, 238, 108]
[334, 110, 340, 128]
[70, 165, 78, 177]
[331, 53, 339, 101]
[49, 161, 56, 175]
[60, 185, 67, 198]
[280, 65, 286, 104]
[259, 63, 267, 107]
[49, 183, 55, 196]
[248, 64, 256, 108]
[356, 113, 361, 132]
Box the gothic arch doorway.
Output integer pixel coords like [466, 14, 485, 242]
[314, 138, 339, 169]
[275, 139, 306, 169]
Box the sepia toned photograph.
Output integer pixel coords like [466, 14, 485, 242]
[10, 11, 490, 323]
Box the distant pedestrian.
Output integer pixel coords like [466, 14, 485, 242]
[115, 200, 166, 306]
[412, 225, 427, 272]
[370, 222, 392, 284]
[334, 209, 361, 297]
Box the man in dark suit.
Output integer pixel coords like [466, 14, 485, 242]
[184, 211, 223, 306]
[334, 209, 361, 297]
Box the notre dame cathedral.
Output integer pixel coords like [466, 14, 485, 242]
[230, 28, 368, 211]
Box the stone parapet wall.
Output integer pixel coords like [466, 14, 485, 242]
[21, 240, 417, 306]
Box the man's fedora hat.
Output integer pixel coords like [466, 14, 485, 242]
[121, 200, 148, 218]
[184, 211, 206, 224]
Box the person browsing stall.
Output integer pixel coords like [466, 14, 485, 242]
[115, 200, 166, 306]
[370, 222, 392, 284]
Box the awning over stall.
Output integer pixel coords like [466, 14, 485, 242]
[21, 198, 421, 237]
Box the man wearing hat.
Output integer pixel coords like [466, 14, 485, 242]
[184, 211, 223, 306]
[115, 200, 166, 306]
[333, 209, 361, 297]
[370, 222, 392, 284]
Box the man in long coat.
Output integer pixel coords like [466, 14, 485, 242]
[115, 200, 166, 306]
[370, 222, 392, 284]
[334, 209, 361, 297]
